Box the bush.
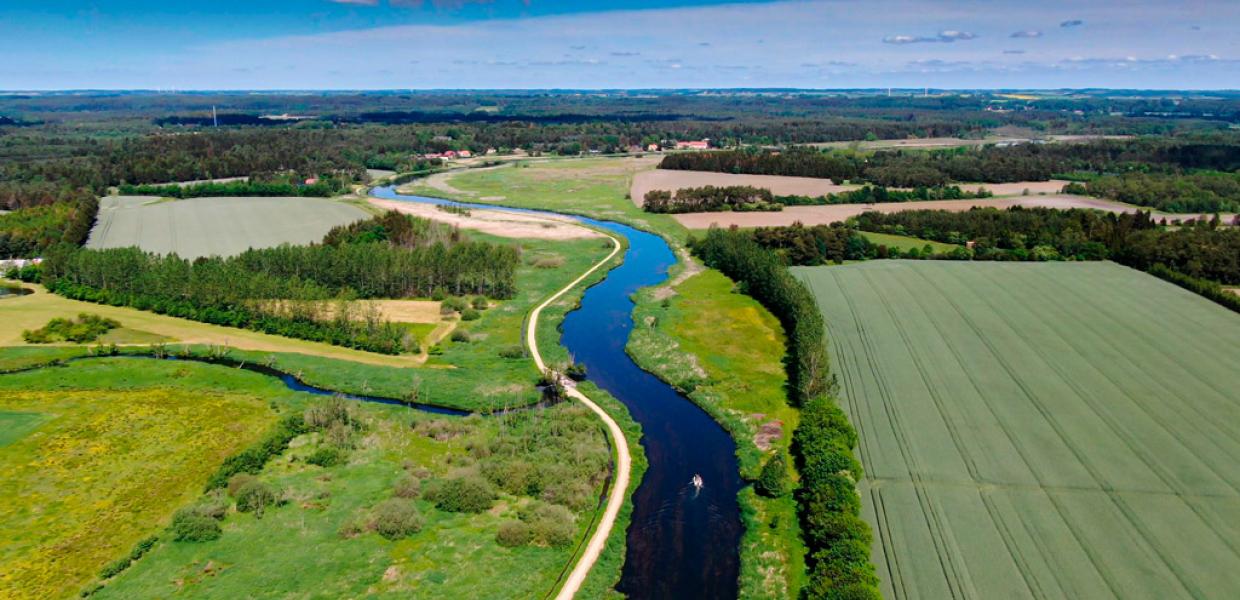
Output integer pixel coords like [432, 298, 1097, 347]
[471, 296, 489, 309]
[423, 475, 497, 513]
[496, 520, 534, 547]
[755, 453, 789, 498]
[430, 287, 448, 301]
[234, 480, 279, 517]
[371, 498, 424, 540]
[305, 396, 353, 431]
[442, 296, 468, 312]
[306, 445, 347, 467]
[498, 345, 524, 359]
[524, 503, 576, 547]
[460, 308, 481, 321]
[393, 474, 421, 499]
[227, 473, 258, 498]
[99, 557, 131, 580]
[565, 362, 588, 382]
[170, 508, 222, 542]
[450, 329, 472, 343]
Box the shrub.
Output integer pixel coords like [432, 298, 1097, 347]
[99, 557, 131, 579]
[21, 313, 120, 344]
[442, 296, 468, 312]
[227, 473, 258, 498]
[496, 521, 534, 547]
[170, 508, 222, 542]
[460, 308, 481, 321]
[371, 498, 424, 540]
[423, 475, 497, 513]
[471, 296, 489, 309]
[430, 287, 448, 301]
[565, 362, 588, 382]
[195, 490, 231, 521]
[234, 480, 278, 517]
[498, 345, 524, 359]
[524, 503, 576, 547]
[450, 329, 472, 343]
[306, 446, 347, 467]
[755, 453, 789, 498]
[305, 396, 353, 431]
[393, 474, 421, 499]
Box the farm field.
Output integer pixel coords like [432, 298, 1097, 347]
[794, 260, 1240, 600]
[87, 195, 370, 259]
[859, 231, 960, 253]
[673, 194, 1224, 229]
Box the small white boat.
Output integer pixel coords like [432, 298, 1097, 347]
[691, 474, 704, 490]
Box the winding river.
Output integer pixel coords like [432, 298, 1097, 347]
[371, 186, 742, 599]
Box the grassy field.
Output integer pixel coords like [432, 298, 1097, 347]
[0, 356, 618, 600]
[0, 361, 281, 600]
[859, 231, 961, 253]
[627, 269, 806, 599]
[795, 260, 1240, 600]
[87, 195, 369, 259]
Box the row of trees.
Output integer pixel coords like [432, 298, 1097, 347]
[642, 184, 995, 214]
[688, 227, 879, 599]
[642, 186, 780, 213]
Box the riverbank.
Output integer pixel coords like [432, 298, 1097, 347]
[412, 159, 806, 598]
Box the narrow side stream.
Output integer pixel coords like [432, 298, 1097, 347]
[372, 186, 742, 599]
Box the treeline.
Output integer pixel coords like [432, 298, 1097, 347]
[688, 228, 880, 599]
[38, 212, 519, 354]
[1145, 264, 1240, 313]
[659, 137, 1240, 205]
[0, 193, 98, 258]
[117, 173, 356, 199]
[643, 186, 780, 213]
[643, 184, 993, 213]
[1063, 171, 1240, 213]
[780, 185, 993, 206]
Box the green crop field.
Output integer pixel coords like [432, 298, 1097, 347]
[794, 260, 1240, 600]
[86, 196, 369, 259]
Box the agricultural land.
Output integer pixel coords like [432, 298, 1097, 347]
[87, 196, 370, 259]
[795, 260, 1240, 600]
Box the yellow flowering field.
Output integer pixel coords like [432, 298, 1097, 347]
[0, 389, 275, 599]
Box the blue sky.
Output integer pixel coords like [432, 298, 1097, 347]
[2, 0, 1238, 90]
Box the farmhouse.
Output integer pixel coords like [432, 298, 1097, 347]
[675, 139, 711, 150]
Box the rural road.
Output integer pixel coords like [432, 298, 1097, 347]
[525, 231, 631, 600]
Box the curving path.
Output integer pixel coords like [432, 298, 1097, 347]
[524, 232, 631, 600]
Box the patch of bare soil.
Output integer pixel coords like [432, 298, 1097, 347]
[753, 418, 783, 452]
[369, 197, 599, 240]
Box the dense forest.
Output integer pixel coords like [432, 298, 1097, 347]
[36, 212, 519, 353]
[1063, 171, 1240, 213]
[0, 192, 97, 257]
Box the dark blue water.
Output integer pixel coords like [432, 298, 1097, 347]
[372, 186, 742, 599]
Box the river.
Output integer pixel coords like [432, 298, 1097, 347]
[371, 186, 742, 599]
